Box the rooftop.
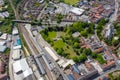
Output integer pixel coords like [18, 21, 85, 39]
[0, 45, 7, 52]
[70, 7, 85, 15]
[13, 58, 33, 80]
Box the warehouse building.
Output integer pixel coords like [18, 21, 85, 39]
[69, 7, 85, 16]
[13, 58, 34, 80]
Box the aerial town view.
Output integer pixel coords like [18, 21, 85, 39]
[0, 0, 120, 80]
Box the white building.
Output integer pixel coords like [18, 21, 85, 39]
[0, 33, 8, 40]
[13, 45, 22, 50]
[70, 7, 85, 15]
[58, 59, 75, 69]
[13, 58, 33, 80]
[45, 47, 59, 61]
[104, 23, 114, 39]
[0, 40, 6, 46]
[12, 49, 21, 60]
[12, 27, 19, 35]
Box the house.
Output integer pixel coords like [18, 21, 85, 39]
[102, 60, 115, 71]
[0, 33, 8, 40]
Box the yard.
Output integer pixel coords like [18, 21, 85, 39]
[64, 0, 80, 5]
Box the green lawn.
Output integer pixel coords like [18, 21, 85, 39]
[64, 0, 80, 5]
[64, 46, 76, 58]
[48, 31, 57, 40]
[54, 40, 66, 49]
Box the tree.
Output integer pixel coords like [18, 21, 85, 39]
[79, 54, 87, 62]
[57, 48, 63, 55]
[80, 30, 88, 38]
[72, 56, 79, 63]
[91, 52, 97, 58]
[73, 42, 79, 48]
[83, 48, 92, 55]
[56, 14, 63, 23]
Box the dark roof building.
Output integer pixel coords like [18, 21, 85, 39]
[67, 74, 75, 80]
[72, 65, 81, 74]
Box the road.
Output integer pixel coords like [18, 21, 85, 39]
[109, 0, 119, 22]
[8, 0, 19, 80]
[9, 40, 14, 80]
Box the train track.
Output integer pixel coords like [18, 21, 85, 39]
[18, 23, 53, 80]
[9, 0, 53, 79]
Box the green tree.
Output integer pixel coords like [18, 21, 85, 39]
[73, 56, 79, 63]
[73, 42, 79, 48]
[80, 30, 88, 38]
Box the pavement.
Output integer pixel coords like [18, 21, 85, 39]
[9, 41, 14, 80]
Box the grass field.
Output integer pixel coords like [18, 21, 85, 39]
[64, 0, 80, 5]
[64, 46, 76, 58]
[54, 40, 66, 49]
[48, 31, 57, 40]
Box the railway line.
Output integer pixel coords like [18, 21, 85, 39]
[9, 0, 53, 78]
[19, 23, 53, 80]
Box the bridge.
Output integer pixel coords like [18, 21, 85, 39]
[12, 20, 32, 23]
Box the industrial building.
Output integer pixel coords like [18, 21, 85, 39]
[13, 58, 34, 80]
[69, 7, 85, 16]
